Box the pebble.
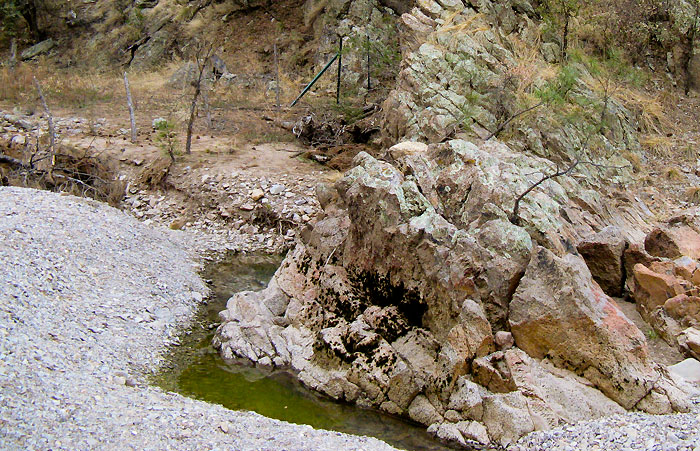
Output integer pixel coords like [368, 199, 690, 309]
[269, 184, 286, 195]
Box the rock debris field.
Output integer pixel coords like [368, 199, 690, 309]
[1, 186, 699, 451]
[0, 187, 394, 451]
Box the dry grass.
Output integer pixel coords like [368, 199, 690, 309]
[639, 134, 674, 158]
[304, 0, 328, 28]
[622, 151, 643, 173]
[617, 87, 676, 136]
[438, 13, 484, 35]
[663, 165, 685, 181]
[687, 186, 700, 204]
[0, 63, 119, 109]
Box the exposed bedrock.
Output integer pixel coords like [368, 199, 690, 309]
[625, 209, 700, 361]
[214, 140, 692, 447]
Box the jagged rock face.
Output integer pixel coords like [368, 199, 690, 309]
[627, 210, 700, 359]
[509, 247, 657, 410]
[214, 140, 691, 447]
[381, 0, 638, 180]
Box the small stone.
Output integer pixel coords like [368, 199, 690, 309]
[240, 204, 255, 211]
[250, 189, 265, 201]
[269, 184, 286, 195]
[495, 331, 515, 350]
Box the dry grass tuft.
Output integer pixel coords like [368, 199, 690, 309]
[622, 151, 643, 173]
[663, 165, 685, 181]
[438, 13, 484, 35]
[640, 134, 674, 158]
[687, 186, 700, 204]
[617, 87, 676, 136]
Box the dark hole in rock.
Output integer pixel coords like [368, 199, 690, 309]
[353, 271, 428, 329]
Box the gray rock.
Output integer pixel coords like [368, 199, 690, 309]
[269, 184, 286, 195]
[21, 39, 55, 60]
[668, 358, 700, 383]
[408, 395, 443, 426]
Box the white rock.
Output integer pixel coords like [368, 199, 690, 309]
[669, 358, 700, 383]
[269, 184, 286, 195]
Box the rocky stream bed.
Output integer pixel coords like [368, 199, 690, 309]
[0, 187, 395, 451]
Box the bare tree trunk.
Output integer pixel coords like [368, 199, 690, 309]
[123, 72, 137, 143]
[186, 85, 200, 155]
[33, 77, 54, 157]
[561, 14, 570, 62]
[186, 42, 214, 154]
[9, 39, 17, 69]
[19, 0, 45, 42]
[274, 42, 280, 110]
[201, 87, 213, 130]
[685, 1, 700, 95]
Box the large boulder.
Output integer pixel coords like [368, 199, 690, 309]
[509, 247, 676, 410]
[645, 225, 700, 260]
[632, 263, 685, 315]
[20, 39, 55, 60]
[577, 226, 628, 297]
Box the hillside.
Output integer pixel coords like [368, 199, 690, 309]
[2, 0, 700, 450]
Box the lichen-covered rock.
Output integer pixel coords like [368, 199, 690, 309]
[215, 141, 689, 447]
[380, 0, 639, 184]
[20, 39, 55, 61]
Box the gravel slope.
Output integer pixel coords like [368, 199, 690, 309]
[0, 187, 396, 451]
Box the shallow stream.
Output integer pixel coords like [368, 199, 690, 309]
[154, 252, 458, 451]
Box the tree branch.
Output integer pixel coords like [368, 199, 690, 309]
[509, 159, 579, 225]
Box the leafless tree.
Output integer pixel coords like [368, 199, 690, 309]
[185, 41, 215, 154]
[123, 72, 137, 143]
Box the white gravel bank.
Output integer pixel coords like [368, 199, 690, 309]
[0, 187, 396, 451]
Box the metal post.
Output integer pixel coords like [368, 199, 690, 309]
[366, 31, 371, 91]
[274, 43, 280, 110]
[336, 36, 343, 105]
[290, 53, 339, 107]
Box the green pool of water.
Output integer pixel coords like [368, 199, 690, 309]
[154, 252, 460, 451]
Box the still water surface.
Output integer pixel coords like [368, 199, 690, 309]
[155, 253, 460, 451]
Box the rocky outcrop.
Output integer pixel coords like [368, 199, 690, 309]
[576, 226, 628, 297]
[214, 140, 690, 447]
[20, 39, 55, 61]
[380, 0, 640, 183]
[627, 211, 700, 362]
